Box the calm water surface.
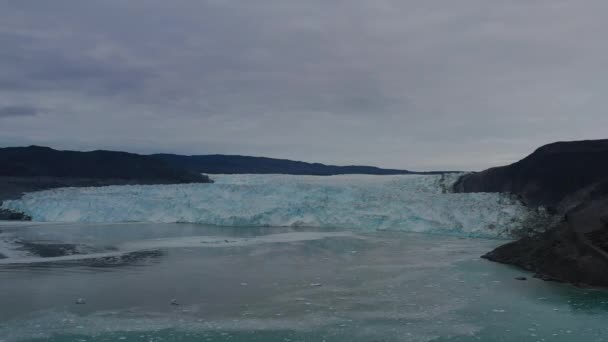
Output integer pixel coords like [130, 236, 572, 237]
[1, 222, 607, 342]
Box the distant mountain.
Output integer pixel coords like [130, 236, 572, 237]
[0, 146, 209, 183]
[152, 154, 447, 176]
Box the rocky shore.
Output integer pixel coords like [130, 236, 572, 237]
[454, 139, 608, 287]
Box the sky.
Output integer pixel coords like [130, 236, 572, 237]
[1, 0, 607, 171]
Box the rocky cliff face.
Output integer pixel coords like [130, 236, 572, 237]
[454, 139, 608, 287]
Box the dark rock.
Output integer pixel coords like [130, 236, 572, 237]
[515, 276, 527, 281]
[0, 209, 31, 221]
[458, 139, 608, 287]
[533, 273, 557, 282]
[482, 198, 608, 287]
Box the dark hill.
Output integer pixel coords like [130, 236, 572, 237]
[152, 154, 444, 176]
[453, 139, 608, 209]
[454, 139, 608, 286]
[0, 146, 211, 206]
[0, 146, 208, 182]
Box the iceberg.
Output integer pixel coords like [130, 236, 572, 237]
[1, 174, 533, 238]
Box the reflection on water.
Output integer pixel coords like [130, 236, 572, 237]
[1, 249, 164, 272]
[0, 223, 607, 342]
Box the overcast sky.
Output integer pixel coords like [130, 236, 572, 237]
[1, 0, 607, 171]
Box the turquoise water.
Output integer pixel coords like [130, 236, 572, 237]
[1, 223, 607, 342]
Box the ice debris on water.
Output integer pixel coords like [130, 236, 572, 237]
[310, 283, 322, 287]
[75, 298, 85, 304]
[170, 299, 179, 305]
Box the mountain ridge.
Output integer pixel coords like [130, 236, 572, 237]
[151, 153, 453, 176]
[0, 145, 208, 182]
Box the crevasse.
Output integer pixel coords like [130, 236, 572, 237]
[1, 174, 531, 238]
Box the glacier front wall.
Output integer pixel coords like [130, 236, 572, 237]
[2, 174, 531, 238]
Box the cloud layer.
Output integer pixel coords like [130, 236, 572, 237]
[1, 0, 607, 170]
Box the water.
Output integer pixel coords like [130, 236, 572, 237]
[1, 175, 607, 341]
[1, 223, 607, 341]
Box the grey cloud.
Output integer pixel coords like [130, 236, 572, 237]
[0, 30, 152, 96]
[0, 0, 607, 170]
[0, 105, 39, 118]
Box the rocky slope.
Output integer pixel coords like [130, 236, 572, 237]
[454, 139, 608, 286]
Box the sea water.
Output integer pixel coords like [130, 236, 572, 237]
[0, 175, 607, 341]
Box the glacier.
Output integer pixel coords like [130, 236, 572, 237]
[1, 174, 533, 238]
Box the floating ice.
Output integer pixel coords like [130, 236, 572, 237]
[0, 231, 355, 265]
[2, 174, 532, 238]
